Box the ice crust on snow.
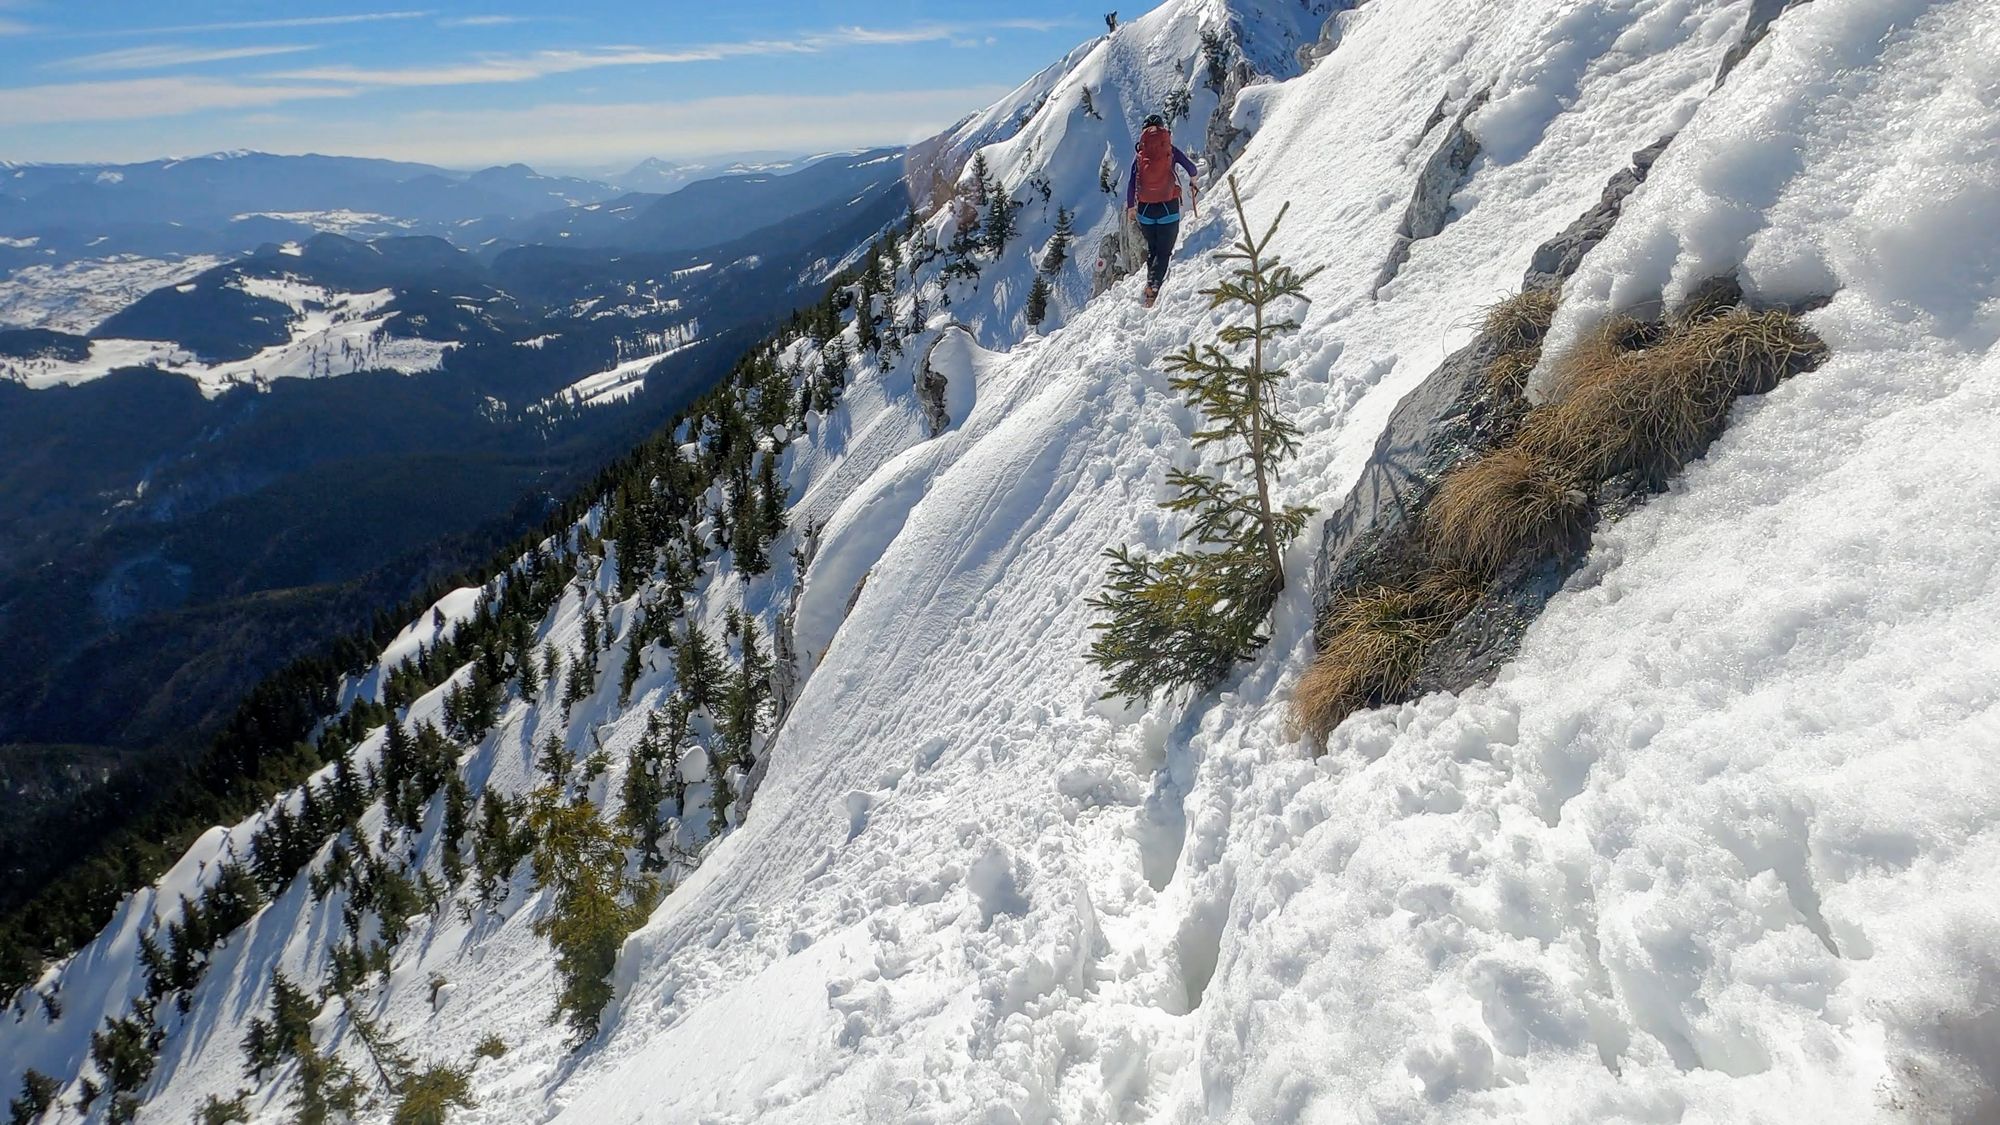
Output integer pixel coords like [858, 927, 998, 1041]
[6, 0, 2000, 1121]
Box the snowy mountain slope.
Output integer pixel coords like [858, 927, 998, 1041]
[558, 1, 2000, 1120]
[0, 256, 226, 335]
[0, 278, 455, 394]
[6, 0, 1999, 1122]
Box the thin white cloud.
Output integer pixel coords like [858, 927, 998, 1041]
[82, 10, 432, 37]
[0, 76, 357, 124]
[268, 21, 1070, 88]
[229, 86, 1011, 167]
[51, 43, 317, 73]
[0, 18, 29, 35]
[437, 15, 532, 28]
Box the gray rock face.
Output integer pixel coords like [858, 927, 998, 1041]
[916, 324, 971, 437]
[1308, 330, 1520, 621]
[1406, 547, 1579, 697]
[1522, 136, 1673, 294]
[1374, 88, 1489, 295]
[1714, 0, 1813, 89]
[1297, 0, 1362, 70]
[1092, 221, 1146, 298]
[1204, 57, 1264, 174]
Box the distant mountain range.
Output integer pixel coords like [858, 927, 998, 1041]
[0, 148, 895, 270]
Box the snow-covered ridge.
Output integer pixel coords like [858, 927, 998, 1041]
[6, 0, 2000, 1121]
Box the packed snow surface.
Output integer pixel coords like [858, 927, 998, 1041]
[5, 0, 1998, 1121]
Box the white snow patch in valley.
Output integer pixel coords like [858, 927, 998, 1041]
[229, 210, 416, 237]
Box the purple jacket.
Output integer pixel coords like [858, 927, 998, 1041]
[1126, 143, 1200, 209]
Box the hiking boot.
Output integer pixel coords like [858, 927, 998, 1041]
[1143, 286, 1158, 308]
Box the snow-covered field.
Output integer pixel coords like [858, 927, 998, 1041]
[5, 0, 1998, 1121]
[0, 254, 226, 334]
[530, 324, 705, 410]
[230, 210, 416, 238]
[0, 275, 455, 394]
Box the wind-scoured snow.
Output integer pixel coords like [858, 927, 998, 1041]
[5, 0, 1998, 1121]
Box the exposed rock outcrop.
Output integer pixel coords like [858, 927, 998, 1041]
[1374, 87, 1490, 295]
[1714, 0, 1813, 88]
[1522, 136, 1673, 294]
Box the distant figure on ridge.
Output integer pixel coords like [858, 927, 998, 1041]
[1124, 112, 1199, 308]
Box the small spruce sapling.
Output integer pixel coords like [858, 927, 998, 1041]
[1087, 175, 1321, 700]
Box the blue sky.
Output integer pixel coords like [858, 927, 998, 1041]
[0, 2, 1121, 170]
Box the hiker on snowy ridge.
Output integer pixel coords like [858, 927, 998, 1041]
[1124, 112, 1199, 308]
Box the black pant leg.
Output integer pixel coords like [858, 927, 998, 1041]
[1144, 219, 1179, 289]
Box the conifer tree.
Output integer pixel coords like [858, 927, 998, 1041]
[985, 183, 1016, 254]
[88, 1015, 154, 1098]
[675, 623, 722, 713]
[1099, 156, 1118, 194]
[441, 774, 471, 884]
[512, 621, 540, 698]
[9, 1071, 57, 1125]
[242, 970, 316, 1081]
[721, 617, 771, 770]
[199, 1089, 252, 1125]
[391, 1063, 475, 1125]
[968, 153, 993, 205]
[944, 201, 984, 280]
[526, 791, 654, 1039]
[619, 711, 669, 870]
[728, 468, 769, 575]
[472, 794, 530, 903]
[542, 643, 561, 693]
[561, 658, 592, 719]
[706, 750, 734, 835]
[757, 452, 787, 539]
[619, 624, 646, 707]
[536, 733, 572, 787]
[1042, 207, 1073, 273]
[1087, 176, 1320, 700]
[1026, 274, 1052, 328]
[855, 281, 880, 354]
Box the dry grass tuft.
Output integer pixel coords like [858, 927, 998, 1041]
[1294, 300, 1824, 743]
[1519, 306, 1825, 481]
[1486, 349, 1539, 395]
[1674, 306, 1828, 396]
[1295, 569, 1484, 738]
[1483, 289, 1560, 355]
[1425, 446, 1587, 574]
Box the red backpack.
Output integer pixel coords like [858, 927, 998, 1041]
[1134, 129, 1179, 204]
